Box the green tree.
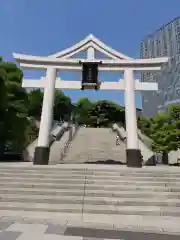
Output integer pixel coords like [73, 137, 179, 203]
[0, 59, 29, 156]
[28, 90, 72, 122]
[54, 91, 72, 121]
[28, 89, 43, 119]
[73, 98, 125, 127]
[139, 111, 180, 164]
[74, 98, 94, 124]
[91, 100, 125, 127]
[137, 116, 152, 136]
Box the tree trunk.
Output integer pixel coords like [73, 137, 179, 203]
[0, 142, 5, 160]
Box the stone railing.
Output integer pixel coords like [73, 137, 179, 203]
[137, 129, 180, 165]
[112, 123, 126, 142]
[112, 123, 156, 166]
[24, 122, 68, 162]
[168, 150, 180, 165]
[137, 129, 153, 149]
[59, 124, 79, 162]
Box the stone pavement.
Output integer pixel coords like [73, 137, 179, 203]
[0, 219, 179, 240]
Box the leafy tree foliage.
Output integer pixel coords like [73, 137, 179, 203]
[137, 116, 152, 136]
[138, 105, 180, 153]
[0, 58, 29, 156]
[73, 98, 94, 125]
[54, 91, 72, 121]
[73, 99, 125, 127]
[28, 89, 72, 122]
[28, 89, 43, 119]
[169, 104, 180, 121]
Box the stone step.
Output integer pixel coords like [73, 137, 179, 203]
[85, 184, 180, 192]
[1, 172, 180, 182]
[0, 182, 85, 190]
[0, 188, 84, 196]
[0, 164, 179, 171]
[0, 173, 86, 179]
[0, 188, 179, 199]
[84, 189, 180, 198]
[0, 177, 86, 184]
[1, 168, 180, 178]
[0, 186, 180, 196]
[1, 180, 180, 191]
[83, 205, 180, 217]
[0, 194, 180, 207]
[0, 202, 179, 217]
[0, 169, 88, 174]
[86, 180, 180, 186]
[1, 178, 180, 188]
[0, 202, 82, 213]
[1, 176, 180, 187]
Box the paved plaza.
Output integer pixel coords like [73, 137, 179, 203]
[0, 219, 180, 240]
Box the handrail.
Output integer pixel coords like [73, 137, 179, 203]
[60, 124, 79, 162]
[113, 123, 156, 165]
[24, 122, 68, 162]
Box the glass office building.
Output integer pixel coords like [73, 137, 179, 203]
[140, 17, 180, 117]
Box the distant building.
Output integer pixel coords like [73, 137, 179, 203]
[136, 108, 142, 118]
[140, 17, 180, 117]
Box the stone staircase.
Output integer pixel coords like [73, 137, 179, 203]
[64, 127, 126, 164]
[0, 164, 180, 234]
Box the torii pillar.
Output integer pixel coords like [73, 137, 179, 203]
[34, 67, 57, 165]
[124, 68, 141, 167]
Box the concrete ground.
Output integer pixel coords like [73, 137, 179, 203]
[0, 218, 180, 240]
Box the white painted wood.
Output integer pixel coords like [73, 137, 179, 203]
[135, 81, 158, 91]
[87, 46, 95, 60]
[13, 53, 168, 65]
[37, 67, 57, 147]
[19, 63, 162, 72]
[48, 34, 133, 60]
[124, 69, 139, 149]
[22, 79, 158, 91]
[22, 79, 45, 88]
[59, 42, 92, 59]
[49, 34, 93, 58]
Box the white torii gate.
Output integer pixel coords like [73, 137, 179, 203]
[13, 34, 168, 167]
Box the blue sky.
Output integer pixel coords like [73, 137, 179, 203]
[0, 0, 180, 108]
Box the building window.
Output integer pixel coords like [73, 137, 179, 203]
[176, 46, 180, 54]
[176, 27, 180, 33]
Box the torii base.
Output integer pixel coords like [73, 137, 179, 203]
[126, 149, 142, 168]
[34, 146, 50, 165]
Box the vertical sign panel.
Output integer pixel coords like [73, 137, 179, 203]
[82, 63, 98, 89]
